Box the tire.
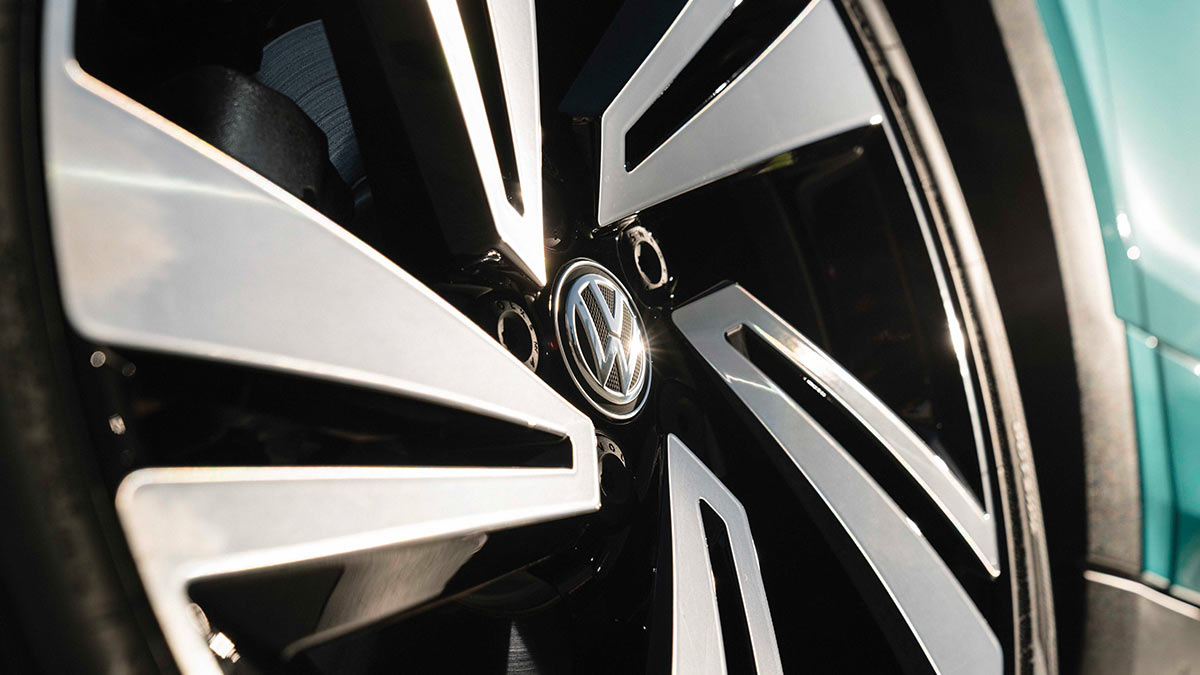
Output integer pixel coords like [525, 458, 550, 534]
[0, 2, 168, 671]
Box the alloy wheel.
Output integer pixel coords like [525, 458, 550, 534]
[39, 0, 1054, 672]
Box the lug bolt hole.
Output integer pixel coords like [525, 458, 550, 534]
[635, 241, 664, 287]
[627, 225, 669, 291]
[600, 452, 632, 501]
[495, 301, 539, 371]
[597, 434, 632, 504]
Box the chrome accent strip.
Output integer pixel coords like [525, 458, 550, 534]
[673, 285, 1002, 673]
[1085, 571, 1200, 620]
[1169, 584, 1200, 611]
[1081, 569, 1200, 673]
[596, 0, 881, 225]
[41, 0, 596, 671]
[664, 435, 782, 674]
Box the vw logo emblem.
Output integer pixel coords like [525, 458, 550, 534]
[553, 259, 651, 419]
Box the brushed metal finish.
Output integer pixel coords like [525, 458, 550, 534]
[673, 284, 1002, 674]
[678, 285, 999, 572]
[427, 0, 547, 284]
[596, 0, 881, 225]
[41, 0, 597, 671]
[664, 435, 782, 674]
[42, 1, 575, 443]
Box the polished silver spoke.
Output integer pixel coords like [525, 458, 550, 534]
[118, 463, 598, 673]
[43, 0, 564, 436]
[676, 285, 999, 573]
[426, 0, 546, 283]
[664, 435, 783, 674]
[42, 2, 596, 672]
[596, 0, 882, 225]
[673, 285, 1002, 674]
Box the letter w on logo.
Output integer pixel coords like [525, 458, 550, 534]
[572, 280, 641, 397]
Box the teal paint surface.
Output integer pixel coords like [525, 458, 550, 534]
[1037, 0, 1200, 592]
[1036, 0, 1143, 323]
[1159, 346, 1200, 591]
[1097, 2, 1200, 357]
[1127, 326, 1174, 580]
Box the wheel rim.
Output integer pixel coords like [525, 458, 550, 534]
[38, 0, 1046, 672]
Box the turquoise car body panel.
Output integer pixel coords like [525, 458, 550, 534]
[1037, 0, 1200, 593]
[1127, 325, 1174, 581]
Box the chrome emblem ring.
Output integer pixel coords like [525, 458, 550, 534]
[553, 259, 651, 419]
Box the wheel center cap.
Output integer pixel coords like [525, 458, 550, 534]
[552, 259, 651, 420]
